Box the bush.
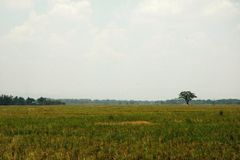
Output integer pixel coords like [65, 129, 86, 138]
[219, 110, 224, 116]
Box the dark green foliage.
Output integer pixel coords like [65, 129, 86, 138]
[37, 97, 65, 105]
[179, 91, 197, 105]
[0, 95, 14, 105]
[219, 110, 224, 116]
[108, 115, 114, 120]
[37, 97, 47, 105]
[13, 96, 26, 105]
[26, 97, 35, 105]
[0, 95, 65, 105]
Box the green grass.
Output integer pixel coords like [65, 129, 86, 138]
[0, 105, 239, 159]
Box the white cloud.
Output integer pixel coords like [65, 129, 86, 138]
[4, 0, 33, 10]
[89, 25, 127, 62]
[131, 0, 240, 24]
[49, 0, 92, 20]
[237, 24, 240, 31]
[3, 0, 128, 63]
[204, 0, 240, 16]
[135, 0, 182, 16]
[1, 0, 127, 79]
[5, 0, 92, 42]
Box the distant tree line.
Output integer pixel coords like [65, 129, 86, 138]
[0, 95, 65, 105]
[60, 98, 240, 105]
[1, 94, 239, 106]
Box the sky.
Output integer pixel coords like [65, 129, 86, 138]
[0, 0, 240, 100]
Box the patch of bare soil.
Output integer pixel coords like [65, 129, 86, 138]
[95, 121, 152, 125]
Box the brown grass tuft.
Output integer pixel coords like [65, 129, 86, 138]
[95, 121, 152, 125]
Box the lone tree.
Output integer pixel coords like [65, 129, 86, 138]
[179, 91, 197, 105]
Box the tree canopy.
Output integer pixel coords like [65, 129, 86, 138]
[179, 91, 197, 105]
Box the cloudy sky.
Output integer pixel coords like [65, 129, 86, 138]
[0, 0, 240, 100]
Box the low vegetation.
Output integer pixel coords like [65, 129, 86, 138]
[0, 105, 239, 159]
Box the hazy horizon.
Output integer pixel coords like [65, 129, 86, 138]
[1, 0, 240, 100]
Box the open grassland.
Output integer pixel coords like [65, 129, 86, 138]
[0, 105, 239, 160]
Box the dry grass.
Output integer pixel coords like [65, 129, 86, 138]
[0, 105, 240, 159]
[95, 120, 152, 125]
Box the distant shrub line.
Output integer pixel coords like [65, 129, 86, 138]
[1, 94, 240, 105]
[60, 98, 240, 105]
[0, 95, 65, 105]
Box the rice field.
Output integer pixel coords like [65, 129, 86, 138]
[0, 105, 239, 159]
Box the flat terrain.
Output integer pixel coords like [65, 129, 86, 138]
[0, 105, 239, 159]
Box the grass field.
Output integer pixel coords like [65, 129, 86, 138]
[0, 105, 239, 160]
